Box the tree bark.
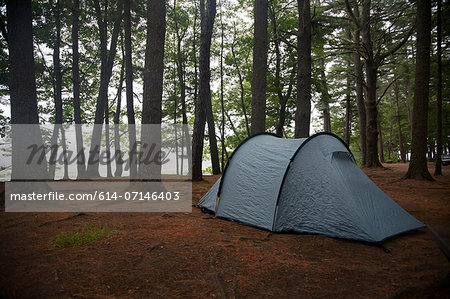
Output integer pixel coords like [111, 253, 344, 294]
[204, 0, 221, 176]
[319, 57, 331, 133]
[140, 0, 166, 180]
[87, 0, 123, 177]
[360, 0, 381, 167]
[350, 2, 367, 165]
[231, 26, 250, 136]
[269, 4, 295, 138]
[192, 0, 216, 181]
[435, 0, 442, 175]
[219, 0, 226, 171]
[72, 0, 86, 179]
[295, 0, 311, 138]
[124, 0, 137, 180]
[377, 120, 385, 163]
[114, 57, 124, 177]
[344, 58, 351, 146]
[404, 0, 433, 180]
[394, 83, 406, 163]
[250, 0, 268, 135]
[174, 0, 192, 177]
[7, 0, 49, 180]
[49, 0, 68, 180]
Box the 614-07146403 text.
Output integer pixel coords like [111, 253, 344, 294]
[8, 191, 180, 201]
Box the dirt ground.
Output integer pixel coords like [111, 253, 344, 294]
[0, 163, 449, 298]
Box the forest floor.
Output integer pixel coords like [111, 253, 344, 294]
[0, 163, 449, 298]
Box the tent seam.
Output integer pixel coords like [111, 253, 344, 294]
[271, 132, 356, 231]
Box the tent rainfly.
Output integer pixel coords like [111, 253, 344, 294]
[198, 133, 425, 243]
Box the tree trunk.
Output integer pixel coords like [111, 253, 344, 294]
[360, 0, 381, 167]
[269, 4, 295, 138]
[7, 0, 49, 180]
[319, 57, 331, 133]
[231, 27, 250, 136]
[174, 1, 192, 177]
[219, 0, 226, 171]
[87, 0, 123, 178]
[404, 0, 433, 180]
[49, 0, 67, 180]
[140, 0, 166, 180]
[351, 2, 367, 165]
[435, 0, 442, 176]
[192, 0, 216, 181]
[377, 120, 385, 163]
[388, 98, 393, 161]
[114, 58, 124, 177]
[72, 0, 86, 179]
[124, 0, 137, 180]
[192, 0, 199, 110]
[394, 84, 406, 163]
[295, 0, 311, 138]
[104, 96, 112, 178]
[250, 0, 268, 135]
[344, 59, 351, 146]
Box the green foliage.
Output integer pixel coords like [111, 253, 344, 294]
[53, 224, 117, 248]
[2, 0, 449, 172]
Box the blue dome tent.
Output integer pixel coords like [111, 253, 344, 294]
[198, 133, 425, 243]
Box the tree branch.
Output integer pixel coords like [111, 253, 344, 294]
[376, 77, 399, 106]
[344, 0, 361, 29]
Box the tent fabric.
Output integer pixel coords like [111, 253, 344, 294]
[198, 133, 425, 243]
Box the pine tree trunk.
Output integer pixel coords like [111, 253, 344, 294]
[140, 0, 166, 180]
[344, 58, 351, 146]
[72, 0, 86, 179]
[377, 120, 385, 163]
[435, 0, 442, 176]
[174, 2, 192, 177]
[124, 0, 137, 180]
[114, 58, 124, 177]
[404, 0, 433, 180]
[295, 0, 311, 138]
[394, 85, 406, 163]
[49, 0, 64, 180]
[104, 97, 112, 178]
[250, 0, 268, 135]
[219, 0, 226, 171]
[7, 0, 49, 180]
[351, 2, 367, 165]
[269, 4, 295, 138]
[360, 0, 381, 167]
[230, 30, 250, 136]
[192, 0, 216, 181]
[319, 57, 331, 133]
[87, 0, 123, 178]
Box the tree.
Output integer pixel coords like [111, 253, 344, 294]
[404, 0, 433, 180]
[435, 0, 443, 176]
[348, 1, 366, 165]
[124, 0, 138, 179]
[346, 0, 414, 167]
[268, 2, 296, 138]
[172, 0, 192, 176]
[295, 0, 311, 138]
[394, 81, 406, 163]
[7, 0, 48, 180]
[86, 0, 123, 177]
[192, 0, 216, 181]
[72, 0, 86, 179]
[140, 0, 166, 180]
[250, 0, 268, 135]
[48, 0, 69, 180]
